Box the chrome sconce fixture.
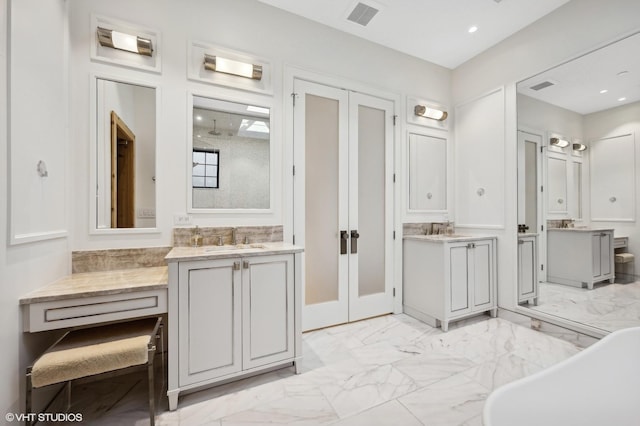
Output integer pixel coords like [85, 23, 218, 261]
[550, 137, 570, 148]
[203, 54, 263, 80]
[573, 142, 587, 151]
[414, 105, 448, 121]
[96, 27, 153, 56]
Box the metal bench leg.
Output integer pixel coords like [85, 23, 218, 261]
[26, 367, 33, 426]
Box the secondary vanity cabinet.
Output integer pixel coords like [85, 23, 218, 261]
[403, 236, 497, 331]
[518, 234, 538, 305]
[166, 245, 302, 410]
[547, 228, 614, 289]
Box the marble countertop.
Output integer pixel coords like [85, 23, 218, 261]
[548, 227, 614, 233]
[19, 266, 168, 305]
[165, 241, 304, 263]
[403, 234, 497, 243]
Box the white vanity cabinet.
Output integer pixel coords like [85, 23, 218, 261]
[547, 228, 614, 289]
[403, 236, 497, 331]
[166, 244, 302, 411]
[518, 234, 538, 305]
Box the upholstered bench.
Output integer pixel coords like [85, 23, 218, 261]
[26, 317, 162, 425]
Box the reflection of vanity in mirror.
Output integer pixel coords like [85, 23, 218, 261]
[95, 78, 156, 230]
[516, 31, 640, 333]
[190, 96, 271, 210]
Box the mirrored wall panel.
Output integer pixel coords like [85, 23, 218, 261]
[191, 96, 270, 210]
[516, 31, 640, 333]
[95, 79, 156, 229]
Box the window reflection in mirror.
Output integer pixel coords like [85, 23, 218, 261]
[192, 96, 270, 209]
[96, 79, 156, 229]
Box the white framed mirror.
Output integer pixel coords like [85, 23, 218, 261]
[188, 93, 273, 212]
[90, 74, 159, 233]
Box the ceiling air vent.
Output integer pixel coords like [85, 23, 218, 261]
[529, 81, 556, 91]
[347, 2, 379, 26]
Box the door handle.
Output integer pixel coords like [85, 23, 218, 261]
[350, 230, 360, 254]
[340, 230, 349, 255]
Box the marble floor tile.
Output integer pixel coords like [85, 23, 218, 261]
[327, 400, 422, 426]
[398, 373, 490, 426]
[63, 314, 582, 425]
[527, 280, 640, 333]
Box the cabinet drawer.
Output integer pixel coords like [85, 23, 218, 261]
[23, 289, 167, 332]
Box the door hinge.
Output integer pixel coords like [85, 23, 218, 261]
[541, 264, 544, 271]
[293, 165, 296, 176]
[393, 115, 398, 126]
[540, 146, 544, 153]
[393, 173, 396, 183]
[541, 185, 544, 193]
[541, 225, 544, 231]
[393, 231, 396, 240]
[393, 288, 396, 297]
[293, 234, 296, 245]
[291, 92, 298, 106]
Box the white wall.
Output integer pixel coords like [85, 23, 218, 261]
[452, 0, 640, 311]
[69, 0, 451, 251]
[584, 101, 640, 268]
[1, 0, 70, 416]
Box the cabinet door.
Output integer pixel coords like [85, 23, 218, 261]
[518, 238, 536, 301]
[599, 233, 612, 276]
[592, 234, 602, 278]
[449, 244, 470, 314]
[179, 258, 242, 386]
[242, 254, 295, 370]
[472, 240, 493, 310]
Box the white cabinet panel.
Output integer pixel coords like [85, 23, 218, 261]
[454, 88, 505, 228]
[179, 259, 241, 386]
[243, 255, 294, 369]
[403, 237, 497, 332]
[547, 229, 614, 290]
[590, 134, 635, 221]
[518, 235, 538, 305]
[408, 133, 447, 211]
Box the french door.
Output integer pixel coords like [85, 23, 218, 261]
[293, 79, 395, 331]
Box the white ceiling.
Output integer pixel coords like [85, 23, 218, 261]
[517, 32, 640, 115]
[257, 0, 570, 69]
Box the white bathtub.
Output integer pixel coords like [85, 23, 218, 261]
[484, 326, 640, 426]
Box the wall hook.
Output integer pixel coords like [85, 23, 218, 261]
[476, 188, 485, 196]
[37, 160, 48, 177]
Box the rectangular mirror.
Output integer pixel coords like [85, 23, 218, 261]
[408, 132, 447, 211]
[190, 95, 271, 210]
[94, 78, 156, 230]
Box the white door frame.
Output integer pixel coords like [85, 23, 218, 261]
[284, 66, 403, 330]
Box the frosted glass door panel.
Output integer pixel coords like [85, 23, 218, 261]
[524, 140, 538, 230]
[409, 133, 446, 211]
[547, 155, 568, 214]
[357, 105, 385, 297]
[305, 94, 340, 305]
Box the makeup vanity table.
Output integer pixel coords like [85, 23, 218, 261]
[19, 267, 168, 332]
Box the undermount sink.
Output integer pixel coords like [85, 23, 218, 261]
[203, 244, 267, 252]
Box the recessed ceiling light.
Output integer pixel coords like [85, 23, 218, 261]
[618, 97, 627, 101]
[600, 89, 608, 94]
[468, 25, 478, 34]
[196, 115, 202, 121]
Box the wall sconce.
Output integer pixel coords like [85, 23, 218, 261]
[573, 143, 587, 151]
[203, 54, 263, 80]
[97, 27, 153, 56]
[550, 137, 570, 148]
[414, 105, 448, 121]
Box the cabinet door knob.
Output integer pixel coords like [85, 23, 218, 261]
[233, 261, 240, 271]
[243, 260, 250, 269]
